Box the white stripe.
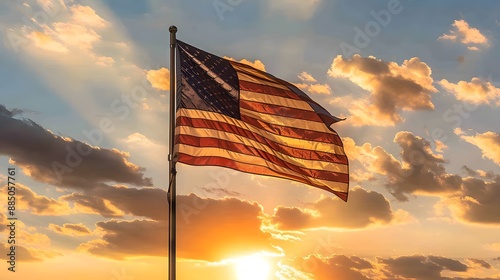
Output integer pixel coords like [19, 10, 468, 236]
[177, 125, 348, 173]
[240, 90, 314, 111]
[177, 109, 346, 155]
[178, 144, 349, 193]
[240, 108, 335, 134]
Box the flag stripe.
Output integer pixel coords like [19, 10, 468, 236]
[239, 80, 300, 100]
[177, 109, 345, 154]
[240, 100, 323, 122]
[241, 108, 336, 134]
[241, 115, 344, 146]
[176, 119, 347, 163]
[177, 146, 349, 186]
[178, 153, 349, 200]
[240, 90, 313, 111]
[176, 40, 349, 201]
[177, 137, 349, 181]
[176, 129, 348, 171]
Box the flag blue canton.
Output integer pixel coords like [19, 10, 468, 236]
[176, 40, 241, 119]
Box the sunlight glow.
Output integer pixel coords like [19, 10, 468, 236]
[235, 255, 271, 280]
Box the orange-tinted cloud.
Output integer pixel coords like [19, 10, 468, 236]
[439, 77, 500, 105]
[460, 131, 500, 165]
[296, 72, 332, 95]
[146, 67, 170, 91]
[282, 254, 373, 280]
[271, 187, 402, 229]
[0, 243, 42, 262]
[70, 5, 108, 28]
[26, 31, 69, 53]
[49, 223, 92, 236]
[6, 183, 72, 215]
[328, 55, 437, 126]
[439, 19, 488, 49]
[79, 194, 274, 261]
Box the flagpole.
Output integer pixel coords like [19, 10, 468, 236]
[168, 25, 177, 280]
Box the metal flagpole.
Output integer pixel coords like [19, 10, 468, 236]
[168, 25, 177, 280]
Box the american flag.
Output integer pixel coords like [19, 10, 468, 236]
[174, 40, 349, 201]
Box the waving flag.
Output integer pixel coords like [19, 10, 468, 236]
[174, 40, 349, 201]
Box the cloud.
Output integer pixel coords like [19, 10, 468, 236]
[346, 132, 460, 201]
[0, 105, 152, 188]
[49, 223, 92, 236]
[26, 31, 69, 53]
[296, 83, 332, 95]
[348, 132, 500, 225]
[295, 71, 332, 95]
[439, 77, 500, 106]
[70, 5, 108, 28]
[79, 194, 274, 261]
[469, 259, 492, 269]
[282, 254, 373, 280]
[271, 187, 405, 229]
[146, 67, 170, 91]
[379, 255, 467, 279]
[298, 72, 317, 83]
[439, 19, 488, 49]
[62, 184, 168, 220]
[8, 183, 72, 215]
[328, 55, 437, 126]
[223, 56, 266, 71]
[0, 243, 42, 262]
[460, 131, 500, 165]
[445, 175, 500, 224]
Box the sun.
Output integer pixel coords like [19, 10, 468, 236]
[235, 255, 271, 280]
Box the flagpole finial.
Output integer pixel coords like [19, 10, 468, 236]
[169, 25, 177, 33]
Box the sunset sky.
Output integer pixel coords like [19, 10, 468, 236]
[1, 0, 500, 279]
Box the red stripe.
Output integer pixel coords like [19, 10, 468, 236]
[239, 80, 301, 100]
[241, 115, 344, 146]
[240, 100, 323, 122]
[177, 134, 349, 183]
[178, 153, 348, 201]
[177, 116, 348, 164]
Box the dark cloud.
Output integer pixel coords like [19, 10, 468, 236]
[49, 223, 92, 236]
[462, 165, 479, 177]
[0, 243, 42, 262]
[79, 193, 273, 261]
[0, 104, 152, 188]
[469, 259, 492, 269]
[62, 184, 168, 220]
[453, 176, 500, 224]
[272, 188, 395, 230]
[284, 255, 372, 280]
[379, 255, 468, 280]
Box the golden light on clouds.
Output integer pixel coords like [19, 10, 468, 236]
[328, 55, 437, 126]
[146, 67, 171, 91]
[439, 19, 488, 49]
[439, 77, 500, 105]
[460, 131, 500, 165]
